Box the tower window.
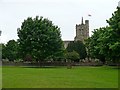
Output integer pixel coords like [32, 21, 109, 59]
[79, 29, 83, 31]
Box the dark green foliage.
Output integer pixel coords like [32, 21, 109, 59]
[17, 16, 64, 61]
[85, 28, 108, 64]
[65, 51, 80, 69]
[66, 41, 87, 59]
[106, 7, 120, 62]
[85, 7, 120, 63]
[2, 40, 18, 61]
[65, 51, 80, 62]
[66, 41, 74, 52]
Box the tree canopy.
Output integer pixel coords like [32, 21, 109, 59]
[2, 40, 18, 61]
[17, 16, 64, 61]
[85, 7, 120, 64]
[66, 41, 87, 60]
[65, 51, 80, 62]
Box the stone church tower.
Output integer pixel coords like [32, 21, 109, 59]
[63, 17, 89, 48]
[74, 17, 89, 42]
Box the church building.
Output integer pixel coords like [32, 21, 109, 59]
[63, 17, 89, 48]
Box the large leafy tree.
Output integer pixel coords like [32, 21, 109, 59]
[86, 27, 108, 64]
[17, 16, 64, 61]
[86, 7, 120, 64]
[65, 51, 80, 69]
[106, 7, 120, 62]
[66, 41, 87, 60]
[3, 40, 18, 61]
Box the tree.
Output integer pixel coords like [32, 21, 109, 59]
[85, 28, 108, 64]
[65, 51, 80, 69]
[17, 16, 64, 62]
[106, 7, 120, 62]
[66, 41, 74, 52]
[85, 38, 91, 62]
[85, 7, 120, 64]
[65, 51, 80, 61]
[66, 41, 87, 60]
[3, 40, 18, 61]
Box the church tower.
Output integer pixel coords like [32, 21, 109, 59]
[74, 17, 89, 42]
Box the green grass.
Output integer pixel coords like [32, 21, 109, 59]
[0, 66, 2, 89]
[2, 66, 119, 88]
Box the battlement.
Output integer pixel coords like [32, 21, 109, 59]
[85, 20, 89, 24]
[74, 17, 89, 42]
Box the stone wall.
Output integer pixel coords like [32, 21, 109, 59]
[2, 61, 105, 67]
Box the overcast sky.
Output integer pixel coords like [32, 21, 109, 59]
[0, 0, 119, 43]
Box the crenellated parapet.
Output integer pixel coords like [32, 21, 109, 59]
[74, 17, 89, 42]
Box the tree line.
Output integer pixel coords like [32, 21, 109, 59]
[1, 6, 120, 65]
[1, 16, 86, 63]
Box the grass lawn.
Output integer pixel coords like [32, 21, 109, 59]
[0, 66, 2, 89]
[2, 66, 119, 88]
